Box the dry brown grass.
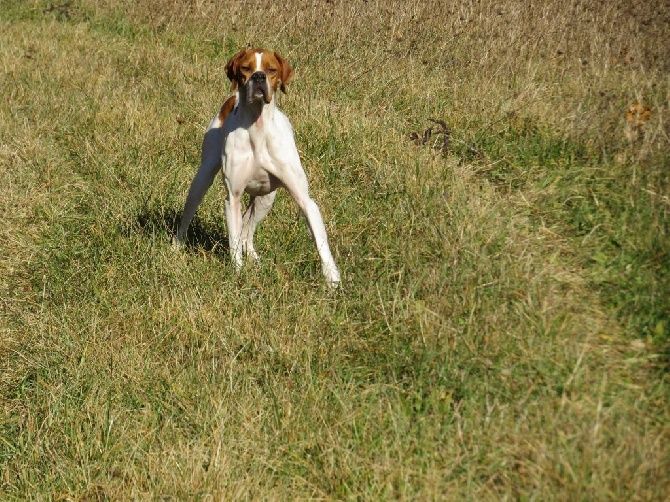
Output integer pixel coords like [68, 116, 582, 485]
[1, 0, 668, 499]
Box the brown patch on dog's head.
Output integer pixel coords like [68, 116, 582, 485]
[266, 51, 294, 94]
[225, 48, 294, 101]
[225, 48, 257, 91]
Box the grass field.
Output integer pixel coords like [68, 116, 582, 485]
[1, 0, 669, 499]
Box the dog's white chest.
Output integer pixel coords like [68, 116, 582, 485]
[223, 123, 282, 197]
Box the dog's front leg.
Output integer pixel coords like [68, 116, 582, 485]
[241, 191, 277, 261]
[175, 126, 223, 243]
[225, 190, 244, 270]
[279, 170, 340, 286]
[301, 197, 341, 286]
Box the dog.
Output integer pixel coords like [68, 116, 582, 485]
[174, 48, 341, 286]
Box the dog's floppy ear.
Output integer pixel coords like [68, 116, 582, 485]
[274, 51, 294, 94]
[226, 49, 247, 91]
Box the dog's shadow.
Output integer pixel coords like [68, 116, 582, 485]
[132, 207, 229, 257]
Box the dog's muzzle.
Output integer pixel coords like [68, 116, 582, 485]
[249, 71, 270, 103]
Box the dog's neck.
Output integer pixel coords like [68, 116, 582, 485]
[237, 90, 275, 128]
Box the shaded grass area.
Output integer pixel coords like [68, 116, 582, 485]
[1, 0, 669, 499]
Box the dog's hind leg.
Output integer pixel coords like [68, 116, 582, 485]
[175, 126, 223, 243]
[241, 191, 277, 261]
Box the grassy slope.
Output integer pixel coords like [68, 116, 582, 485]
[1, 0, 668, 499]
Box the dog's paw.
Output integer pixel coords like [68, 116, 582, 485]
[247, 248, 261, 263]
[171, 235, 185, 249]
[231, 253, 244, 272]
[323, 265, 341, 288]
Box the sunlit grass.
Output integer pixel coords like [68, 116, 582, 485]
[1, 0, 668, 499]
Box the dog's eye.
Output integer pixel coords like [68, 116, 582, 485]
[267, 68, 277, 74]
[240, 65, 251, 72]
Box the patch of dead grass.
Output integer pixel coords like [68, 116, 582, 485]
[1, 0, 668, 499]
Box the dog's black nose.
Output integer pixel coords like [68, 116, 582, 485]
[251, 71, 266, 82]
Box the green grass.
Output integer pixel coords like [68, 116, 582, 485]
[1, 0, 669, 499]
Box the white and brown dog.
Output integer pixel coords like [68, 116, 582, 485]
[175, 48, 341, 286]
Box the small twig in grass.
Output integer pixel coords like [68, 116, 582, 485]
[408, 118, 452, 156]
[429, 118, 451, 155]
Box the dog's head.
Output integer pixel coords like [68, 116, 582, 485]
[225, 48, 294, 105]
